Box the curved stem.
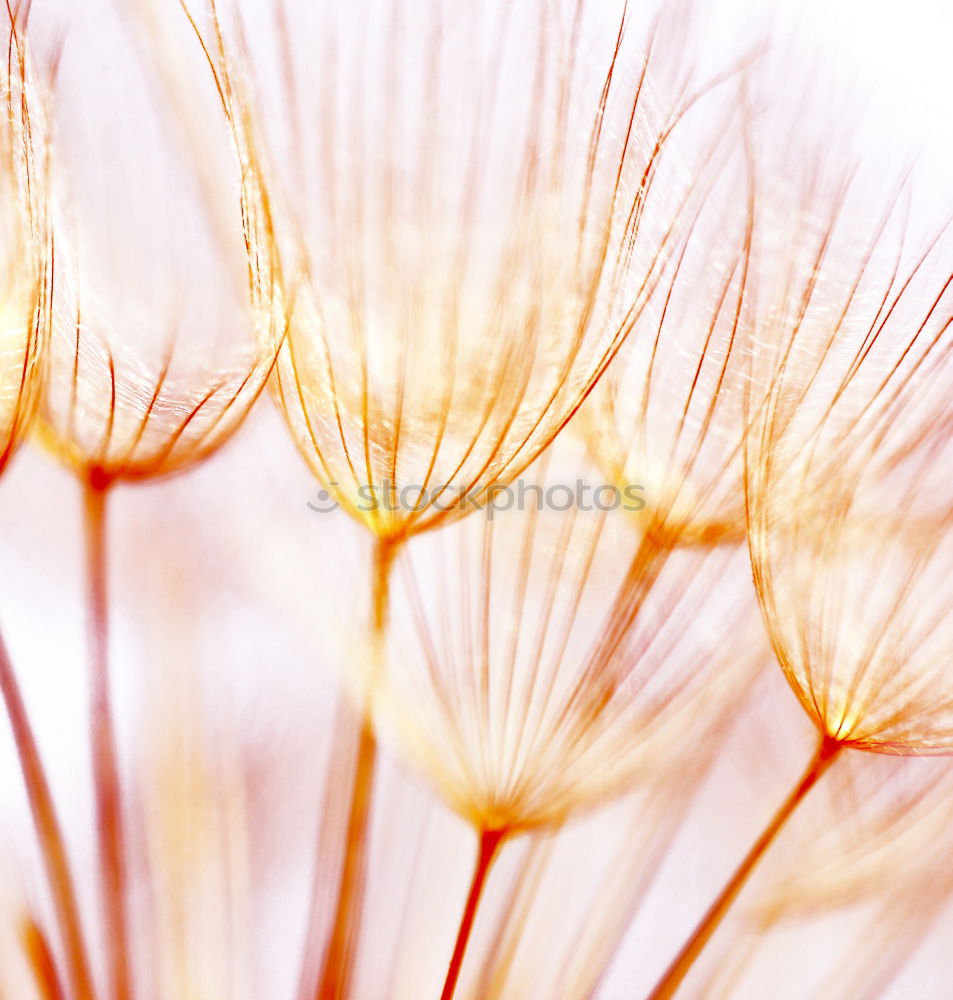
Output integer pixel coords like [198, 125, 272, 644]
[85, 481, 131, 1000]
[440, 828, 506, 1000]
[0, 628, 95, 1000]
[310, 536, 397, 1000]
[647, 735, 842, 1000]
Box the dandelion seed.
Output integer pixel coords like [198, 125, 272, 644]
[189, 2, 734, 995]
[580, 99, 755, 549]
[264, 8, 710, 547]
[0, 15, 101, 1000]
[12, 5, 273, 998]
[378, 443, 764, 998]
[647, 137, 953, 997]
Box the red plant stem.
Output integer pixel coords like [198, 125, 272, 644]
[313, 537, 397, 1000]
[85, 481, 131, 1000]
[440, 828, 507, 1000]
[23, 916, 68, 1000]
[0, 630, 95, 1000]
[647, 735, 843, 1000]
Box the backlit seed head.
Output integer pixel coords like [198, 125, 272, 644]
[581, 136, 754, 548]
[35, 0, 272, 487]
[219, 0, 719, 541]
[377, 448, 765, 833]
[747, 177, 953, 754]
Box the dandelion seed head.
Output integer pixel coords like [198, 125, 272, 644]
[220, 0, 714, 540]
[580, 147, 754, 548]
[376, 446, 764, 833]
[747, 159, 953, 754]
[33, 0, 272, 485]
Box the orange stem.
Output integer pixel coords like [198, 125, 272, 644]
[311, 537, 396, 1000]
[0, 630, 95, 1000]
[22, 916, 68, 1000]
[647, 735, 842, 1000]
[440, 828, 506, 1000]
[85, 481, 131, 1000]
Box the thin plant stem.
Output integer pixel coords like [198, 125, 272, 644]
[0, 628, 95, 1000]
[313, 536, 398, 1000]
[294, 701, 356, 1000]
[23, 917, 69, 1000]
[84, 478, 131, 1000]
[647, 735, 843, 1000]
[440, 828, 507, 1000]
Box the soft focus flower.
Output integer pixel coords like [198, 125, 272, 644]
[3, 6, 274, 1000]
[461, 699, 754, 1000]
[374, 437, 766, 997]
[580, 119, 753, 547]
[381, 450, 763, 833]
[226, 0, 712, 543]
[36, 0, 271, 487]
[190, 6, 741, 997]
[0, 5, 948, 1000]
[645, 124, 953, 997]
[747, 210, 953, 753]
